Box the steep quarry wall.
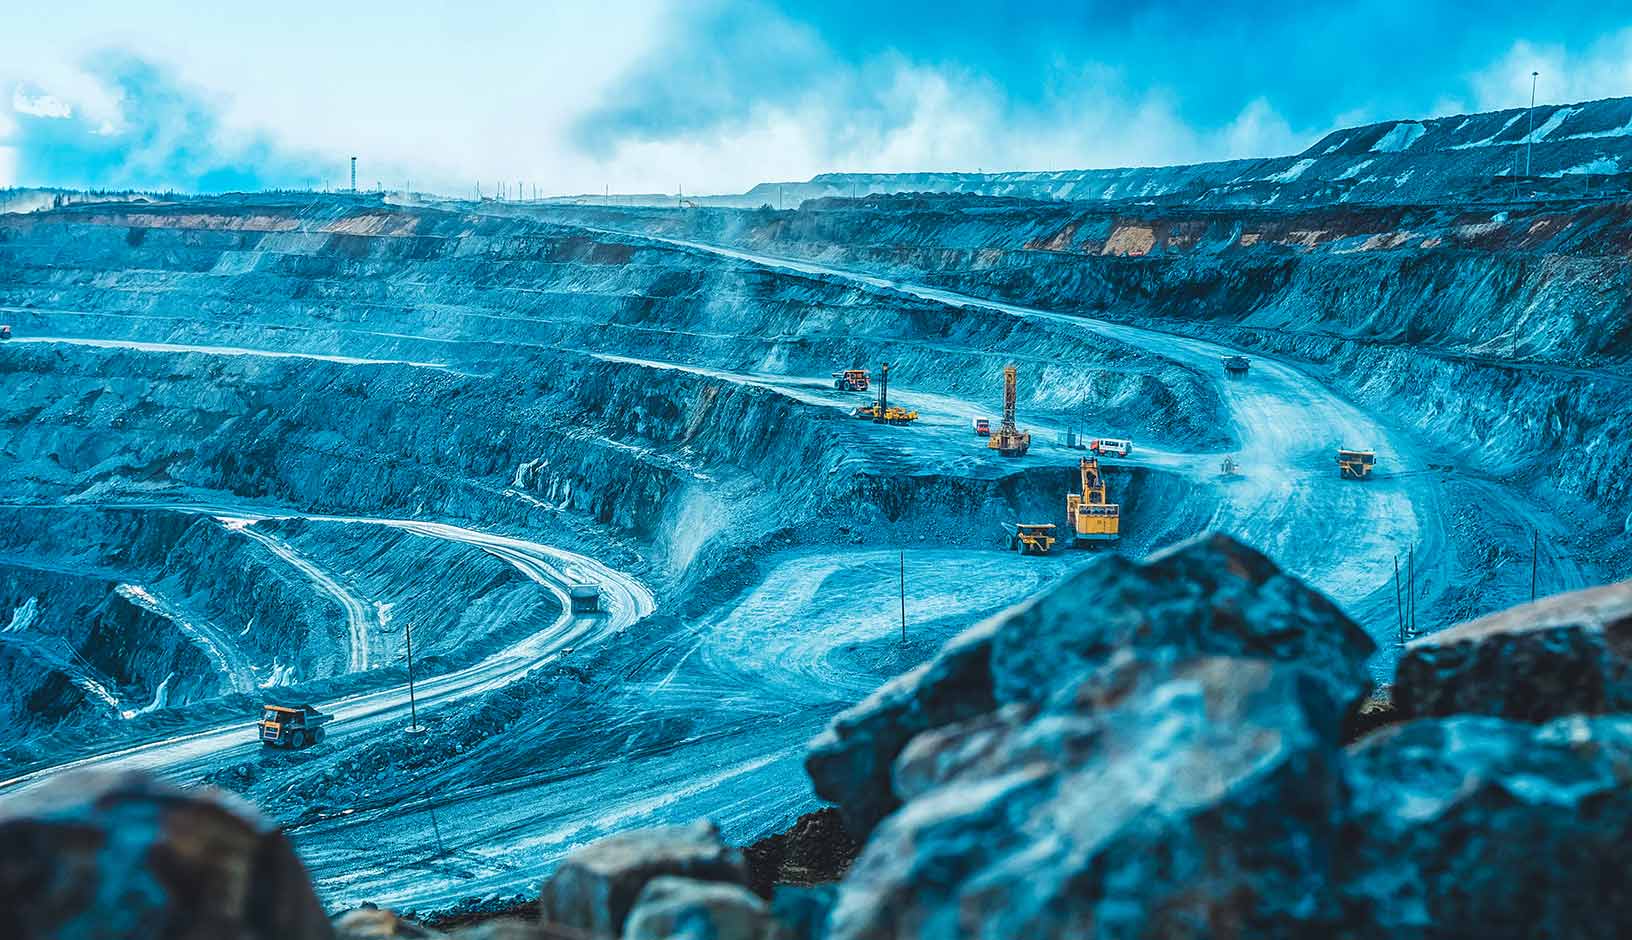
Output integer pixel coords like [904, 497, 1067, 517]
[552, 200, 1632, 551]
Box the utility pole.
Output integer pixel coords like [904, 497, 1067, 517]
[1526, 71, 1539, 177]
[1394, 554, 1405, 647]
[1408, 546, 1416, 636]
[899, 549, 907, 643]
[1531, 530, 1539, 601]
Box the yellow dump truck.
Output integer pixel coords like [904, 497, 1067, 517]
[1008, 523, 1057, 555]
[1338, 448, 1377, 480]
[259, 704, 332, 749]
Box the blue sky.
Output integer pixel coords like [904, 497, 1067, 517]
[5, 1, 1632, 195]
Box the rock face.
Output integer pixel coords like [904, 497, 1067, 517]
[1394, 580, 1632, 721]
[622, 876, 768, 940]
[0, 770, 332, 940]
[742, 808, 860, 897]
[1343, 715, 1632, 939]
[539, 820, 749, 937]
[827, 657, 1351, 940]
[806, 533, 1374, 837]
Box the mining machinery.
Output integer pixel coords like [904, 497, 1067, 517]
[986, 364, 1031, 457]
[1338, 448, 1377, 480]
[1222, 355, 1251, 377]
[1066, 457, 1120, 544]
[259, 704, 332, 749]
[1007, 522, 1058, 555]
[852, 362, 918, 425]
[832, 368, 870, 392]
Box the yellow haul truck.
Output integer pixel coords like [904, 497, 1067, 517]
[1338, 448, 1377, 480]
[259, 703, 332, 749]
[1008, 522, 1058, 555]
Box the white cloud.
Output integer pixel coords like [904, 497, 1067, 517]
[1467, 30, 1632, 112]
[0, 145, 15, 186]
[11, 88, 72, 118]
[0, 0, 1334, 196]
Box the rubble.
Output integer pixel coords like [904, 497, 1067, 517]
[1343, 714, 1632, 938]
[622, 876, 768, 940]
[0, 770, 331, 940]
[6, 551, 1632, 937]
[539, 820, 748, 937]
[1394, 579, 1632, 722]
[807, 533, 1374, 837]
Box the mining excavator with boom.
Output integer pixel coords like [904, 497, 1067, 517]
[1066, 457, 1120, 544]
[987, 364, 1031, 457]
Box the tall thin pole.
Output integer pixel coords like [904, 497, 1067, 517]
[405, 615, 420, 731]
[1526, 71, 1539, 176]
[1408, 546, 1416, 636]
[1531, 530, 1539, 601]
[898, 550, 906, 643]
[1394, 554, 1405, 647]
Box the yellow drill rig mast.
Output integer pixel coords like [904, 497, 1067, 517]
[1066, 457, 1120, 544]
[852, 362, 918, 425]
[987, 364, 1031, 457]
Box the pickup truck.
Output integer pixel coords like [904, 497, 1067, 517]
[259, 703, 332, 749]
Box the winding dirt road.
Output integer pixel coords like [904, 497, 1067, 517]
[0, 507, 655, 796]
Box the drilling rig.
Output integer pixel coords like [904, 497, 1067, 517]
[1066, 457, 1120, 544]
[852, 362, 918, 425]
[986, 364, 1031, 457]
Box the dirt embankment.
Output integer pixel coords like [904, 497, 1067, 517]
[545, 200, 1632, 551]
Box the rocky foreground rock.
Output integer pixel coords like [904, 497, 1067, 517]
[6, 534, 1632, 939]
[1394, 579, 1632, 722]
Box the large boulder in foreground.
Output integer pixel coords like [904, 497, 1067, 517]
[806, 533, 1374, 837]
[540, 820, 748, 937]
[0, 770, 332, 940]
[1343, 715, 1632, 939]
[622, 876, 768, 940]
[1394, 579, 1632, 722]
[827, 657, 1351, 940]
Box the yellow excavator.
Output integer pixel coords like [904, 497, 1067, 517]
[1066, 457, 1120, 544]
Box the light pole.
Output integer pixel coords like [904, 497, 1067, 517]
[1526, 71, 1539, 177]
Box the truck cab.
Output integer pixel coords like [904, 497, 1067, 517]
[259, 704, 331, 749]
[972, 417, 991, 436]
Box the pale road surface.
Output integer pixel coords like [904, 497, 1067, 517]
[0, 508, 656, 797]
[229, 522, 380, 673]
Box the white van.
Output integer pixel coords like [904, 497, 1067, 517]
[1089, 438, 1133, 457]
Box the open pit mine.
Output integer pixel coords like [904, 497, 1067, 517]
[1, 96, 1631, 940]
